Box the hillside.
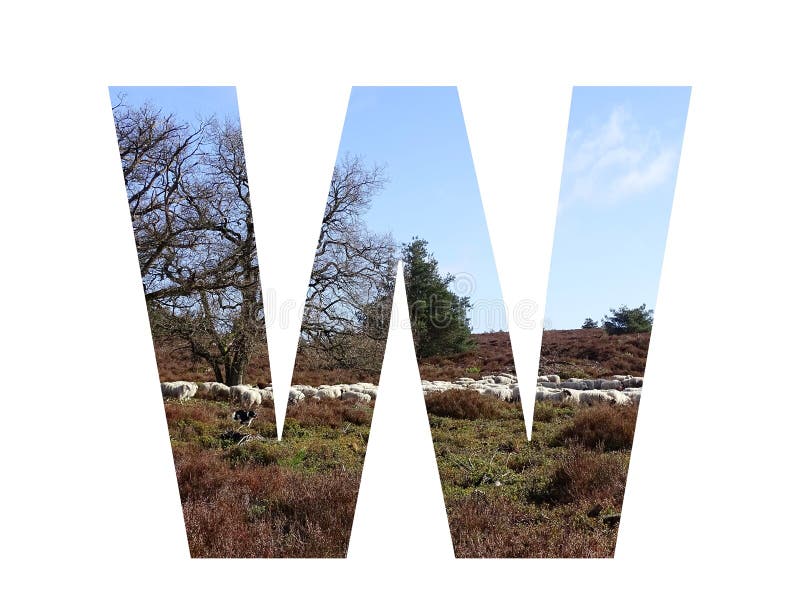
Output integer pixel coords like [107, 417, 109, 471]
[153, 328, 650, 384]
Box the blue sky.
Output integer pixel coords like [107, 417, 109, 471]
[109, 86, 241, 123]
[337, 87, 505, 333]
[544, 86, 691, 329]
[108, 85, 690, 332]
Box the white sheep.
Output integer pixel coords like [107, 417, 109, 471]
[257, 387, 274, 403]
[535, 388, 575, 403]
[313, 386, 341, 401]
[160, 381, 197, 403]
[209, 382, 230, 401]
[195, 382, 214, 399]
[537, 380, 559, 389]
[623, 390, 642, 404]
[598, 379, 624, 390]
[287, 389, 305, 405]
[576, 390, 615, 406]
[561, 380, 588, 390]
[341, 390, 372, 403]
[229, 384, 262, 410]
[478, 385, 514, 402]
[604, 389, 633, 405]
[294, 385, 318, 397]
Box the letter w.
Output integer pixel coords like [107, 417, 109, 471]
[110, 84, 689, 558]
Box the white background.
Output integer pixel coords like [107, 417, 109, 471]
[1, 2, 798, 598]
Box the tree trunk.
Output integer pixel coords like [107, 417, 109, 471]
[225, 351, 248, 386]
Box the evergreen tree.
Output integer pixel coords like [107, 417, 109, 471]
[602, 303, 654, 335]
[402, 238, 474, 357]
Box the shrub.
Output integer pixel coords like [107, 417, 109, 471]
[425, 389, 513, 420]
[446, 494, 618, 558]
[524, 448, 629, 506]
[532, 402, 557, 423]
[556, 404, 637, 451]
[286, 398, 373, 428]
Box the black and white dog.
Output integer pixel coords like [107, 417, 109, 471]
[231, 409, 257, 428]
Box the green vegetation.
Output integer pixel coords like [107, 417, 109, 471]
[582, 317, 599, 329]
[166, 398, 370, 558]
[424, 389, 634, 557]
[402, 238, 475, 358]
[602, 304, 654, 335]
[165, 388, 634, 558]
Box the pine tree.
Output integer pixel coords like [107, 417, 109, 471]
[402, 238, 475, 357]
[602, 304, 654, 335]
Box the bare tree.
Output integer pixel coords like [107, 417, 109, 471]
[301, 155, 396, 370]
[114, 101, 264, 385]
[115, 100, 395, 380]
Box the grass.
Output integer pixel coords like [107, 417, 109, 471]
[426, 397, 636, 558]
[163, 392, 636, 558]
[154, 327, 645, 558]
[165, 396, 371, 557]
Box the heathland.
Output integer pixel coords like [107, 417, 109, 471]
[160, 328, 647, 557]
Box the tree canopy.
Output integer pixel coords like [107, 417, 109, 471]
[602, 304, 654, 335]
[402, 238, 474, 358]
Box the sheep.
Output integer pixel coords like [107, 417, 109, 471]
[360, 386, 378, 401]
[626, 377, 644, 388]
[160, 381, 197, 403]
[257, 387, 274, 403]
[561, 380, 588, 390]
[196, 382, 215, 399]
[537, 380, 559, 389]
[575, 390, 615, 406]
[294, 385, 317, 397]
[623, 390, 642, 404]
[597, 379, 624, 390]
[230, 384, 262, 410]
[478, 385, 514, 402]
[341, 390, 372, 403]
[535, 388, 576, 404]
[313, 386, 341, 401]
[287, 389, 305, 405]
[210, 382, 230, 401]
[604, 389, 633, 405]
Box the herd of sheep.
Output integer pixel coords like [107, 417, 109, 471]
[160, 380, 378, 409]
[161, 373, 643, 408]
[421, 373, 642, 406]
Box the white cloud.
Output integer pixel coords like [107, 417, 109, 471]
[612, 147, 677, 196]
[561, 105, 679, 207]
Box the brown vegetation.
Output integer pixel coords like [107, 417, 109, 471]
[175, 445, 360, 558]
[155, 327, 650, 385]
[165, 396, 371, 557]
[425, 389, 517, 420]
[555, 404, 638, 451]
